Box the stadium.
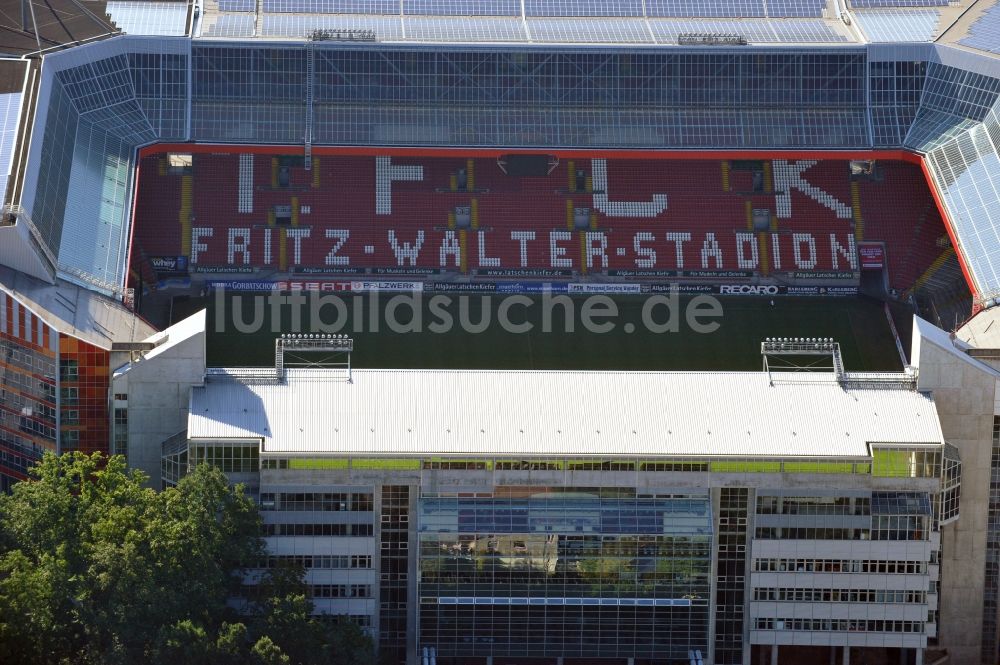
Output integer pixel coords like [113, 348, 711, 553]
[2, 0, 1000, 663]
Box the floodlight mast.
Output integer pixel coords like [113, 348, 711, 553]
[760, 337, 844, 383]
[275, 334, 354, 381]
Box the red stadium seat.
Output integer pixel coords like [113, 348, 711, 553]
[128, 153, 949, 291]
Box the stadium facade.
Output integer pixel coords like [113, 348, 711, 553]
[136, 318, 961, 665]
[3, 0, 1000, 664]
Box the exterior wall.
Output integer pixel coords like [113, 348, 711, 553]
[57, 334, 109, 456]
[0, 289, 144, 492]
[914, 333, 997, 665]
[112, 311, 206, 487]
[0, 290, 58, 490]
[749, 539, 934, 650]
[257, 482, 378, 630]
[222, 465, 945, 665]
[748, 490, 936, 658]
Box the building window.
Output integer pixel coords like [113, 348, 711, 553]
[982, 417, 1000, 664]
[752, 558, 926, 574]
[262, 523, 374, 537]
[190, 444, 259, 473]
[755, 618, 924, 633]
[257, 492, 374, 512]
[60, 387, 78, 404]
[61, 429, 80, 450]
[113, 408, 128, 457]
[59, 359, 78, 382]
[258, 555, 372, 569]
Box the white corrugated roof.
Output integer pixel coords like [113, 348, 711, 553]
[187, 368, 943, 459]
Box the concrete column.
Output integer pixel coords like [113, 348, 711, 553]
[486, 658, 493, 665]
[829, 646, 836, 665]
[771, 644, 779, 665]
[627, 659, 635, 665]
[556, 658, 564, 665]
[900, 648, 907, 665]
[915, 649, 923, 665]
[842, 646, 850, 665]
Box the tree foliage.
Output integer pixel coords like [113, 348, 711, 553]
[0, 452, 375, 665]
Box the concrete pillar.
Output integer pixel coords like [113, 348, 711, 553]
[771, 644, 779, 665]
[842, 646, 850, 665]
[486, 659, 493, 665]
[829, 646, 836, 665]
[627, 659, 635, 665]
[900, 647, 907, 665]
[915, 649, 923, 665]
[556, 658, 564, 665]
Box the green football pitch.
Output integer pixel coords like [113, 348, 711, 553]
[184, 292, 905, 372]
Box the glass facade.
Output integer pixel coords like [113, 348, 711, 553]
[714, 487, 749, 665]
[22, 40, 188, 293]
[871, 445, 942, 478]
[753, 491, 933, 541]
[923, 98, 1000, 301]
[160, 435, 187, 488]
[189, 441, 260, 473]
[0, 292, 58, 490]
[31, 79, 78, 260]
[869, 59, 926, 147]
[983, 417, 1000, 665]
[937, 443, 962, 526]
[418, 488, 712, 660]
[380, 485, 411, 663]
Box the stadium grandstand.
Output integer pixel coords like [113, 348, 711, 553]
[4, 0, 1000, 663]
[131, 153, 947, 292]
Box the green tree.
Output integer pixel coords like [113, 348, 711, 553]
[243, 562, 376, 665]
[0, 452, 375, 665]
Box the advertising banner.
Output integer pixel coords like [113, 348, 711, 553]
[495, 282, 570, 294]
[193, 265, 256, 274]
[567, 283, 642, 294]
[350, 281, 424, 292]
[858, 243, 885, 270]
[150, 256, 188, 273]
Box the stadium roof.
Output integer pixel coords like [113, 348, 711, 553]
[0, 0, 119, 56]
[187, 368, 944, 458]
[0, 264, 155, 348]
[186, 0, 999, 48]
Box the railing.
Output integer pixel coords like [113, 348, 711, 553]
[57, 263, 127, 298]
[308, 28, 376, 41]
[839, 370, 918, 390]
[205, 366, 279, 382]
[677, 33, 747, 46]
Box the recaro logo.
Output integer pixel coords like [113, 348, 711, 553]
[718, 285, 780, 295]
